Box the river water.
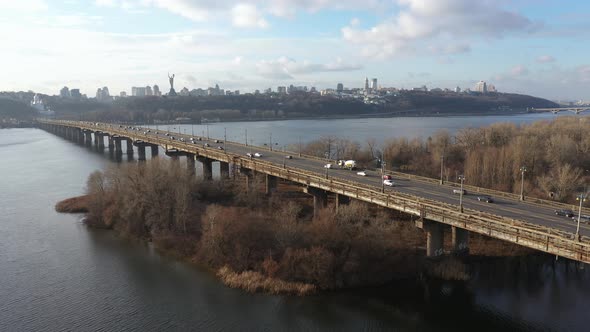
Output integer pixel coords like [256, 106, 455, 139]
[1, 114, 589, 331]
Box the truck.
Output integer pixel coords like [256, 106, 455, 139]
[337, 160, 357, 170]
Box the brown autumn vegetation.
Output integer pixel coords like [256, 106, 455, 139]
[78, 159, 436, 293]
[298, 116, 590, 203]
[55, 195, 91, 213]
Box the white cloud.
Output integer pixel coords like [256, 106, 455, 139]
[537, 55, 555, 63]
[231, 4, 268, 28]
[342, 0, 539, 59]
[0, 0, 48, 11]
[511, 64, 529, 76]
[256, 56, 362, 79]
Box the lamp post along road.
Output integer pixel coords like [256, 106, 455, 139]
[576, 193, 587, 240]
[458, 175, 465, 213]
[381, 160, 387, 193]
[520, 166, 527, 201]
[440, 154, 444, 185]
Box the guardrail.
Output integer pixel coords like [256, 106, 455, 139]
[39, 120, 590, 263]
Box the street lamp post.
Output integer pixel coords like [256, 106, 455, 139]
[440, 154, 445, 185]
[458, 175, 465, 213]
[519, 166, 527, 201]
[269, 133, 273, 151]
[324, 152, 329, 178]
[576, 192, 588, 241]
[381, 161, 387, 193]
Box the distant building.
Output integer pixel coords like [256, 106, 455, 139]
[131, 86, 146, 97]
[277, 86, 287, 94]
[487, 84, 497, 93]
[337, 83, 344, 92]
[120, 91, 127, 97]
[95, 87, 111, 101]
[180, 87, 190, 96]
[455, 86, 461, 93]
[60, 86, 70, 98]
[153, 85, 161, 96]
[70, 89, 81, 98]
[234, 90, 240, 95]
[254, 89, 260, 95]
[371, 78, 378, 90]
[264, 88, 272, 94]
[364, 77, 369, 91]
[146, 86, 153, 96]
[474, 80, 488, 93]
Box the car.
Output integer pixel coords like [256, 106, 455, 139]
[254, 152, 262, 157]
[383, 175, 392, 180]
[204, 143, 210, 147]
[477, 196, 494, 203]
[165, 133, 170, 136]
[555, 209, 575, 218]
[197, 137, 202, 141]
[170, 136, 175, 140]
[179, 138, 185, 142]
[356, 171, 367, 176]
[214, 139, 221, 143]
[246, 152, 252, 157]
[155, 131, 159, 134]
[453, 189, 467, 195]
[324, 163, 332, 169]
[146, 129, 151, 133]
[383, 179, 394, 187]
[218, 146, 224, 150]
[572, 215, 590, 223]
[285, 155, 292, 159]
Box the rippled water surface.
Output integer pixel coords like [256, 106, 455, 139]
[1, 114, 589, 331]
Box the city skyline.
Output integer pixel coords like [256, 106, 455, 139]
[2, 1, 590, 100]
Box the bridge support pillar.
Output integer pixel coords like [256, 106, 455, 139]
[126, 139, 133, 156]
[150, 144, 159, 157]
[451, 227, 469, 255]
[84, 131, 92, 146]
[137, 145, 146, 161]
[265, 174, 277, 195]
[304, 186, 327, 219]
[424, 222, 444, 258]
[108, 136, 114, 150]
[96, 133, 105, 149]
[197, 157, 213, 180]
[114, 138, 122, 154]
[76, 129, 84, 144]
[186, 154, 196, 176]
[219, 161, 230, 179]
[335, 194, 350, 212]
[93, 132, 99, 147]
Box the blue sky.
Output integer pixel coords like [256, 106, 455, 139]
[1, 0, 590, 100]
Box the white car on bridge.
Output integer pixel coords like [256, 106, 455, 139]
[383, 179, 394, 186]
[356, 171, 367, 176]
[254, 152, 262, 157]
[324, 163, 332, 169]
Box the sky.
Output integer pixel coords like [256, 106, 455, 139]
[1, 0, 590, 100]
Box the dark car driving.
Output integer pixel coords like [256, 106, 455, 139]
[555, 209, 575, 218]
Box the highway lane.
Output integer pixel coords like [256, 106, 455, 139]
[111, 124, 590, 238]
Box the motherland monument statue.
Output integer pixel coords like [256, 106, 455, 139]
[168, 72, 177, 96]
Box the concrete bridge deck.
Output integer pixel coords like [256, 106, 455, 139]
[38, 120, 590, 263]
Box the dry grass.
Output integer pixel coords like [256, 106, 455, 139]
[55, 195, 91, 213]
[217, 266, 316, 296]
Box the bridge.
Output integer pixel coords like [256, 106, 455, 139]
[38, 120, 590, 264]
[529, 107, 590, 114]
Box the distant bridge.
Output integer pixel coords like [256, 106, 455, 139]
[38, 120, 590, 264]
[529, 107, 590, 114]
